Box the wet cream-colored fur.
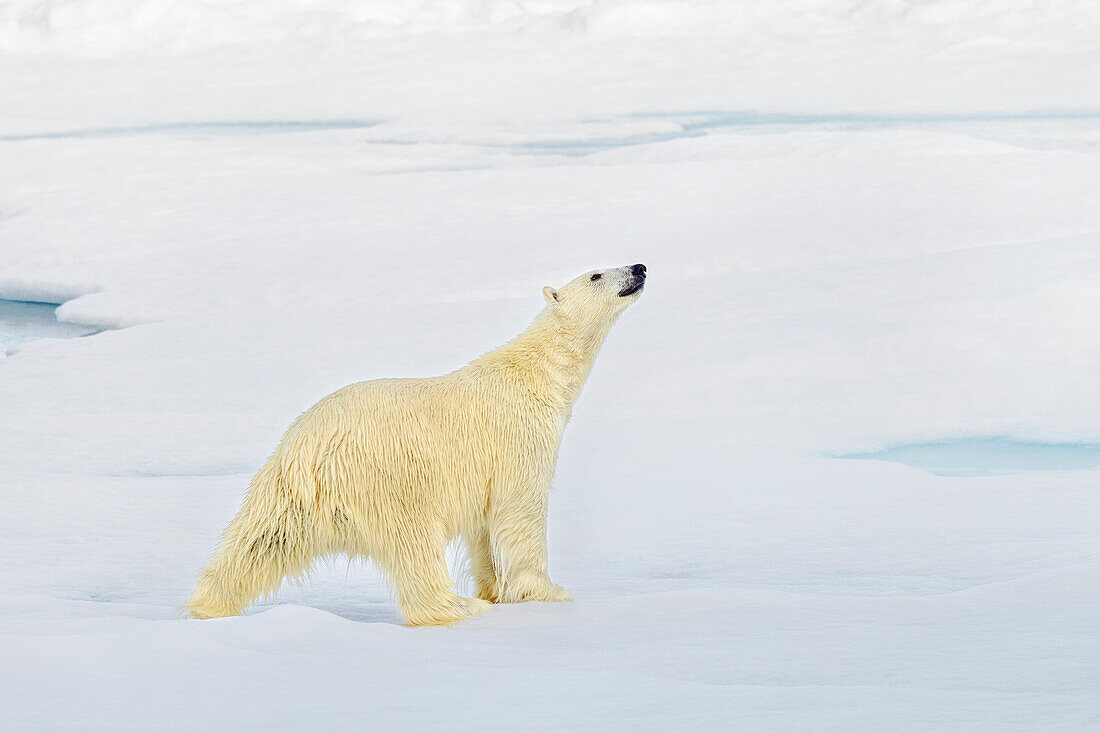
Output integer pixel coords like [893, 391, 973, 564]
[185, 264, 646, 626]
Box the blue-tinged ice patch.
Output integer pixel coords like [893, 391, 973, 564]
[515, 110, 1100, 156]
[0, 299, 99, 354]
[835, 438, 1100, 477]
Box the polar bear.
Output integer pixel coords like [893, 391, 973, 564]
[185, 264, 646, 626]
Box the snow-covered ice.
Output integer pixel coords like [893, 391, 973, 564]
[1, 1, 1099, 730]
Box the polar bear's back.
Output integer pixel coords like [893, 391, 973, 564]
[265, 375, 498, 541]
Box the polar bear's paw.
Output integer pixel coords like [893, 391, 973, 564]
[404, 594, 492, 627]
[501, 580, 573, 604]
[453, 596, 493, 617]
[530, 583, 573, 603]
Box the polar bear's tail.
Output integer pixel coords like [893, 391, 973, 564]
[184, 463, 317, 619]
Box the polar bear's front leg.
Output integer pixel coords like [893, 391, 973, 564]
[490, 486, 572, 604]
[376, 521, 491, 626]
[469, 529, 500, 603]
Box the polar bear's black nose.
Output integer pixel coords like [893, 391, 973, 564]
[632, 264, 646, 279]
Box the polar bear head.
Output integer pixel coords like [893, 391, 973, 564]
[542, 264, 646, 334]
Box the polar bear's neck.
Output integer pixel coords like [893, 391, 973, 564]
[476, 308, 618, 411]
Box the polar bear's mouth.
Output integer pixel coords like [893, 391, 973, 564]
[618, 281, 644, 297]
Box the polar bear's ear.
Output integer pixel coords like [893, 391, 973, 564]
[542, 286, 560, 305]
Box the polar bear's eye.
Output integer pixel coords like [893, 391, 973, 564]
[590, 273, 602, 281]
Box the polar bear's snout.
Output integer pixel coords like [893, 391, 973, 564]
[618, 263, 647, 297]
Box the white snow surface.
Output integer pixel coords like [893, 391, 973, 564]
[2, 1, 1099, 730]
